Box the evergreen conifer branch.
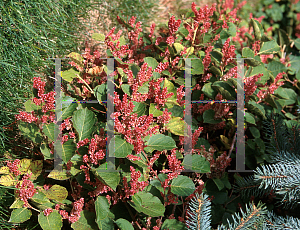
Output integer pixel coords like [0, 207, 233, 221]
[217, 201, 268, 230]
[185, 192, 212, 230]
[262, 211, 300, 229]
[233, 175, 270, 200]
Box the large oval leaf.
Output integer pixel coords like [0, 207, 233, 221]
[18, 121, 42, 144]
[9, 208, 32, 223]
[73, 108, 97, 141]
[203, 109, 222, 124]
[144, 134, 177, 151]
[258, 40, 281, 55]
[111, 135, 134, 158]
[165, 117, 186, 136]
[42, 123, 55, 141]
[95, 196, 115, 230]
[129, 191, 165, 217]
[212, 81, 236, 100]
[115, 218, 134, 230]
[38, 210, 62, 230]
[71, 210, 98, 230]
[43, 184, 68, 202]
[182, 154, 211, 173]
[93, 162, 120, 191]
[170, 175, 195, 196]
[57, 97, 78, 121]
[59, 139, 76, 164]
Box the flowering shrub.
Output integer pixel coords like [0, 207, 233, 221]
[1, 0, 300, 229]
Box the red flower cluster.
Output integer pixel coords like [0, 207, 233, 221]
[244, 73, 264, 101]
[222, 38, 236, 67]
[122, 166, 148, 198]
[15, 111, 38, 123]
[6, 159, 21, 176]
[68, 198, 84, 223]
[83, 134, 106, 165]
[257, 72, 286, 102]
[15, 173, 37, 207]
[43, 208, 53, 216]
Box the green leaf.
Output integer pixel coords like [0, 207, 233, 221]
[170, 175, 195, 196]
[138, 82, 149, 94]
[249, 127, 260, 138]
[210, 50, 223, 64]
[42, 123, 54, 141]
[94, 162, 120, 191]
[185, 47, 194, 56]
[31, 192, 50, 205]
[73, 108, 97, 141]
[59, 139, 76, 164]
[94, 83, 107, 102]
[68, 52, 84, 68]
[129, 191, 165, 217]
[250, 18, 262, 40]
[258, 40, 281, 55]
[267, 60, 287, 80]
[115, 219, 134, 230]
[190, 58, 204, 75]
[24, 99, 40, 112]
[182, 154, 211, 173]
[92, 33, 105, 41]
[144, 134, 177, 151]
[194, 138, 210, 150]
[277, 29, 290, 47]
[152, 72, 161, 80]
[246, 101, 266, 119]
[10, 198, 25, 209]
[274, 87, 297, 102]
[163, 78, 177, 100]
[294, 38, 300, 50]
[95, 196, 115, 230]
[168, 105, 184, 118]
[18, 121, 42, 144]
[47, 168, 71, 180]
[40, 143, 53, 160]
[227, 22, 236, 37]
[144, 57, 159, 69]
[246, 64, 269, 85]
[150, 174, 168, 194]
[161, 219, 187, 230]
[111, 135, 134, 158]
[43, 184, 68, 202]
[203, 109, 222, 124]
[71, 210, 98, 230]
[202, 83, 218, 99]
[165, 117, 186, 136]
[245, 58, 261, 67]
[254, 138, 265, 153]
[57, 97, 77, 121]
[213, 178, 224, 191]
[38, 210, 62, 230]
[212, 81, 236, 100]
[173, 43, 184, 55]
[61, 68, 80, 83]
[95, 196, 110, 219]
[149, 103, 163, 117]
[285, 112, 297, 120]
[209, 66, 222, 76]
[245, 112, 256, 125]
[132, 101, 147, 117]
[121, 84, 131, 96]
[9, 208, 31, 223]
